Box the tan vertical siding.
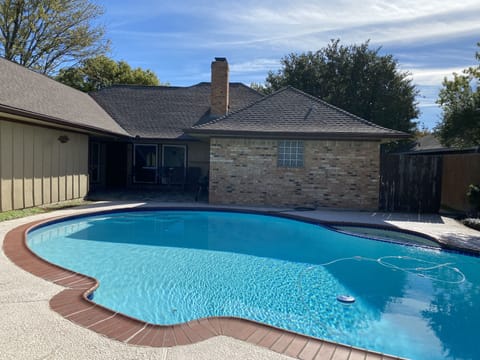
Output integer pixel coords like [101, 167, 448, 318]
[58, 138, 66, 202]
[12, 125, 24, 209]
[50, 138, 59, 203]
[81, 135, 89, 194]
[33, 130, 44, 206]
[0, 122, 13, 211]
[73, 135, 80, 198]
[42, 131, 52, 205]
[23, 126, 34, 208]
[72, 136, 79, 199]
[65, 137, 73, 200]
[79, 140, 88, 196]
[0, 120, 89, 212]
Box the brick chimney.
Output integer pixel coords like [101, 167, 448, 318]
[210, 57, 229, 116]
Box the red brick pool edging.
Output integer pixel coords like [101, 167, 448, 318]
[3, 216, 403, 360]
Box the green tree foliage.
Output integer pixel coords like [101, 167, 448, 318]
[249, 82, 269, 94]
[435, 43, 480, 148]
[264, 39, 419, 133]
[0, 0, 108, 75]
[467, 184, 480, 213]
[56, 55, 162, 91]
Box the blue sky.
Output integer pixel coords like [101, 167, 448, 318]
[96, 0, 480, 130]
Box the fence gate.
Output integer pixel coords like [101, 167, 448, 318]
[379, 153, 443, 213]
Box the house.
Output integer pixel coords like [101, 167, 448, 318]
[0, 58, 128, 212]
[89, 59, 262, 190]
[0, 56, 408, 212]
[188, 85, 407, 209]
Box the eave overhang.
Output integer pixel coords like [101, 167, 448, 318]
[185, 128, 411, 142]
[0, 104, 130, 139]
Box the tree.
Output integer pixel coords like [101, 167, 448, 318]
[264, 39, 419, 133]
[249, 82, 269, 94]
[0, 0, 108, 75]
[55, 55, 162, 91]
[435, 43, 480, 148]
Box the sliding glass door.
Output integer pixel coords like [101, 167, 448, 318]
[133, 144, 157, 183]
[162, 145, 186, 184]
[133, 144, 187, 185]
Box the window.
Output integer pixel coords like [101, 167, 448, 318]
[132, 143, 189, 184]
[134, 144, 158, 183]
[277, 140, 304, 168]
[162, 145, 186, 184]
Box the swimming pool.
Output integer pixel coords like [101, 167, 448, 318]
[27, 210, 480, 360]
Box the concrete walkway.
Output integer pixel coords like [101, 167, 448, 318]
[1, 201, 479, 360]
[284, 208, 480, 254]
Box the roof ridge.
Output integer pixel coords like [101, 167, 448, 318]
[94, 82, 260, 93]
[186, 85, 410, 139]
[195, 81, 251, 85]
[88, 78, 263, 139]
[192, 87, 289, 129]
[93, 84, 179, 92]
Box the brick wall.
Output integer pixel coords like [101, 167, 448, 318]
[209, 137, 381, 210]
[210, 58, 229, 116]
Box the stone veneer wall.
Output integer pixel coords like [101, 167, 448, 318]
[209, 137, 381, 210]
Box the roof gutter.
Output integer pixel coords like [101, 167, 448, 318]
[0, 104, 131, 138]
[184, 128, 411, 141]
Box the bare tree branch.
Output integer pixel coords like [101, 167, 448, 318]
[0, 0, 108, 74]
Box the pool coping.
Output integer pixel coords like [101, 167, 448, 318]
[3, 208, 410, 360]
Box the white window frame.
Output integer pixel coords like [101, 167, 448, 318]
[277, 140, 304, 168]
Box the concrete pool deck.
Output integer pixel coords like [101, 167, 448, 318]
[1, 201, 479, 360]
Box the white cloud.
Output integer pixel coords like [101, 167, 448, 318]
[213, 0, 480, 49]
[407, 67, 470, 86]
[100, 0, 478, 130]
[230, 59, 280, 74]
[231, 0, 479, 27]
[102, 0, 480, 51]
[419, 103, 440, 108]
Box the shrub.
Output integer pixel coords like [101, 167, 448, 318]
[462, 218, 480, 231]
[466, 184, 480, 216]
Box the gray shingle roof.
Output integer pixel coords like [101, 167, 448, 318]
[0, 57, 128, 136]
[189, 86, 409, 140]
[90, 83, 263, 139]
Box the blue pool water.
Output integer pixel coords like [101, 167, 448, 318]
[27, 210, 480, 360]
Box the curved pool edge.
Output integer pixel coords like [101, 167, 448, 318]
[3, 209, 411, 360]
[283, 216, 480, 257]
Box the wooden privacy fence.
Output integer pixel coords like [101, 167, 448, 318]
[379, 153, 443, 213]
